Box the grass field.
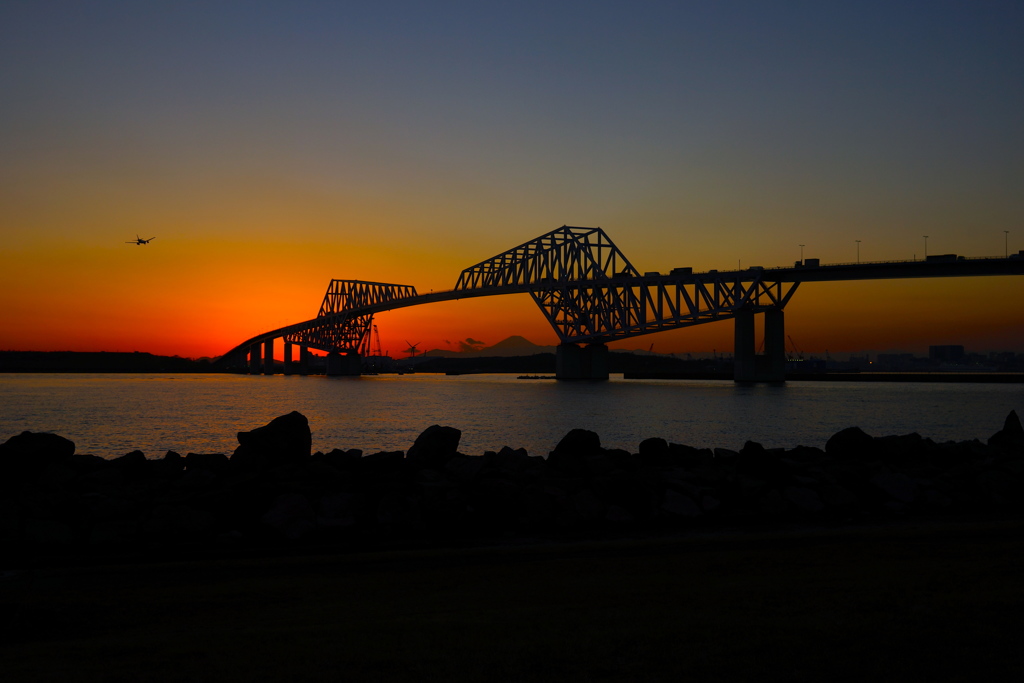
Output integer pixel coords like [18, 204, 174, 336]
[3, 520, 1024, 682]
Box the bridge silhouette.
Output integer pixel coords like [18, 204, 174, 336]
[221, 225, 1024, 381]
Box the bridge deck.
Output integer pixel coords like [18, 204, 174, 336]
[220, 256, 1024, 361]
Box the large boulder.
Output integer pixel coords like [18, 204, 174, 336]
[825, 426, 876, 459]
[638, 437, 670, 466]
[231, 411, 312, 472]
[0, 431, 76, 481]
[736, 441, 788, 482]
[407, 425, 461, 468]
[989, 410, 1024, 454]
[548, 429, 602, 476]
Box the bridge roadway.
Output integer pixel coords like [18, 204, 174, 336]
[221, 253, 1024, 381]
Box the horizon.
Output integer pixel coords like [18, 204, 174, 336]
[2, 2, 1022, 357]
[5, 332, 1022, 365]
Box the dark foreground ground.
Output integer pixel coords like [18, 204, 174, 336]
[3, 518, 1023, 682]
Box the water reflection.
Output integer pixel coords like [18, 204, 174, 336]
[0, 373, 1020, 459]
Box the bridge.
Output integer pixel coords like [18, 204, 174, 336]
[220, 225, 1024, 381]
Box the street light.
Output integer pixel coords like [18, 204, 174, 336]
[799, 244, 805, 263]
[923, 235, 928, 259]
[855, 240, 861, 263]
[1006, 230, 1010, 258]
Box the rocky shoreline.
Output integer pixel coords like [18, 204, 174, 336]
[2, 410, 1023, 565]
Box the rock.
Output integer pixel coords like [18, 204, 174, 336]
[661, 489, 701, 518]
[185, 452, 230, 476]
[317, 492, 355, 528]
[232, 411, 312, 472]
[554, 429, 602, 457]
[786, 445, 826, 463]
[669, 443, 713, 469]
[784, 486, 824, 513]
[406, 425, 461, 468]
[989, 410, 1024, 453]
[826, 427, 876, 459]
[573, 489, 605, 521]
[548, 429, 601, 475]
[110, 450, 151, 479]
[639, 437, 669, 465]
[152, 450, 185, 478]
[360, 450, 407, 474]
[145, 504, 214, 538]
[819, 484, 860, 512]
[870, 471, 918, 504]
[0, 431, 76, 480]
[488, 446, 534, 473]
[713, 447, 739, 463]
[736, 441, 788, 482]
[262, 493, 316, 540]
[376, 492, 420, 529]
[445, 454, 485, 482]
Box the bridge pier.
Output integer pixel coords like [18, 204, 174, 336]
[263, 339, 275, 375]
[248, 344, 261, 375]
[326, 351, 361, 376]
[283, 342, 294, 375]
[556, 343, 609, 380]
[299, 346, 310, 375]
[734, 308, 786, 383]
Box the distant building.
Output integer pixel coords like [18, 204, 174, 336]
[876, 353, 917, 371]
[929, 345, 965, 362]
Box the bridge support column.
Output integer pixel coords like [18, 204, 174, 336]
[299, 346, 310, 375]
[263, 339, 275, 375]
[762, 308, 786, 383]
[733, 308, 785, 383]
[283, 342, 294, 375]
[248, 344, 261, 375]
[734, 310, 756, 382]
[556, 343, 609, 380]
[326, 351, 361, 376]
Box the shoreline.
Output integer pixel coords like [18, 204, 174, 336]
[2, 409, 1022, 569]
[625, 371, 1024, 382]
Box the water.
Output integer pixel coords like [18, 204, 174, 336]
[0, 373, 1021, 459]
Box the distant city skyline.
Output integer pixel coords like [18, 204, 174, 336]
[2, 2, 1022, 357]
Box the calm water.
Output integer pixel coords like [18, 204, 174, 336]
[0, 373, 1021, 459]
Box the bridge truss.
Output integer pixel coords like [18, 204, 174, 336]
[286, 280, 417, 353]
[531, 275, 800, 343]
[454, 226, 639, 289]
[455, 225, 799, 344]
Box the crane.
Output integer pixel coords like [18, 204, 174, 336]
[787, 335, 804, 361]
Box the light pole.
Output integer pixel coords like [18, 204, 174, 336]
[799, 244, 805, 264]
[855, 240, 861, 263]
[1006, 230, 1010, 258]
[923, 235, 928, 259]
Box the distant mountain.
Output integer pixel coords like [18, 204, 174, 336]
[421, 335, 556, 358]
[419, 335, 692, 359]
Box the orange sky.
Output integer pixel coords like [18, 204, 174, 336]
[1, 234, 1021, 359]
[2, 3, 1022, 359]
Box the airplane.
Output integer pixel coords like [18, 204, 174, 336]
[125, 235, 156, 245]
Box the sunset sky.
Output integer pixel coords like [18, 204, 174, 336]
[2, 1, 1022, 359]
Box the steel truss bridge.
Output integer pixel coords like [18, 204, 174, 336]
[221, 225, 1024, 381]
